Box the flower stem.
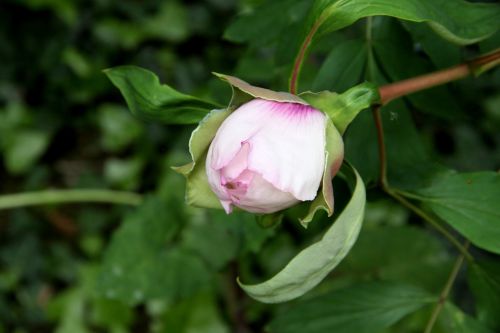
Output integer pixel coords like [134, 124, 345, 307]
[371, 102, 473, 262]
[0, 189, 143, 210]
[379, 48, 500, 105]
[424, 241, 469, 333]
[289, 19, 322, 95]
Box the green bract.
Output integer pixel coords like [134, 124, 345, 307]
[239, 163, 366, 303]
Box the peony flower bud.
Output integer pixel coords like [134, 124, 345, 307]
[206, 98, 328, 214]
[175, 74, 344, 223]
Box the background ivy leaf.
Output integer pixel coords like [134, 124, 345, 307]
[268, 282, 435, 333]
[105, 65, 219, 124]
[411, 171, 500, 254]
[238, 163, 365, 303]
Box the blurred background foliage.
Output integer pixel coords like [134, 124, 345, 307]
[0, 0, 499, 332]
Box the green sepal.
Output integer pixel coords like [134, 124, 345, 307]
[300, 82, 380, 134]
[299, 118, 344, 228]
[172, 108, 232, 209]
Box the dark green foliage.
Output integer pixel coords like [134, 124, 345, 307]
[1, 0, 499, 332]
[269, 282, 435, 333]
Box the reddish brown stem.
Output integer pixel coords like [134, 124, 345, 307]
[379, 49, 500, 105]
[289, 20, 322, 95]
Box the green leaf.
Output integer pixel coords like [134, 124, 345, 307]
[97, 104, 143, 153]
[268, 282, 435, 333]
[3, 129, 51, 175]
[182, 210, 275, 270]
[402, 22, 461, 69]
[312, 0, 500, 45]
[142, 1, 189, 43]
[438, 302, 495, 333]
[224, 0, 311, 45]
[105, 65, 219, 125]
[345, 100, 447, 188]
[312, 39, 367, 92]
[339, 225, 453, 292]
[373, 18, 462, 119]
[159, 292, 229, 333]
[468, 260, 500, 330]
[412, 171, 500, 254]
[301, 82, 380, 134]
[97, 196, 210, 305]
[238, 163, 365, 303]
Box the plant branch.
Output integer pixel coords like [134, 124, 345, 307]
[289, 19, 322, 94]
[424, 241, 469, 333]
[370, 100, 473, 262]
[0, 189, 143, 210]
[226, 262, 250, 333]
[379, 48, 500, 105]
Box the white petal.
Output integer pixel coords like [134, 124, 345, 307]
[209, 99, 270, 170]
[236, 171, 299, 213]
[206, 143, 230, 203]
[245, 101, 326, 200]
[206, 98, 326, 210]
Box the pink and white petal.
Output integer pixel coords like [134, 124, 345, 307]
[245, 102, 327, 201]
[206, 143, 230, 202]
[209, 99, 273, 170]
[221, 142, 250, 180]
[236, 172, 299, 213]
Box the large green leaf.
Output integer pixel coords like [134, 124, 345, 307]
[312, 39, 367, 92]
[311, 0, 500, 45]
[238, 163, 365, 303]
[411, 171, 500, 254]
[438, 303, 495, 333]
[339, 225, 453, 292]
[105, 65, 219, 125]
[345, 100, 448, 188]
[224, 0, 311, 45]
[268, 282, 435, 333]
[468, 260, 500, 330]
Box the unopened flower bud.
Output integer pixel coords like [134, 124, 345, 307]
[206, 98, 330, 214]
